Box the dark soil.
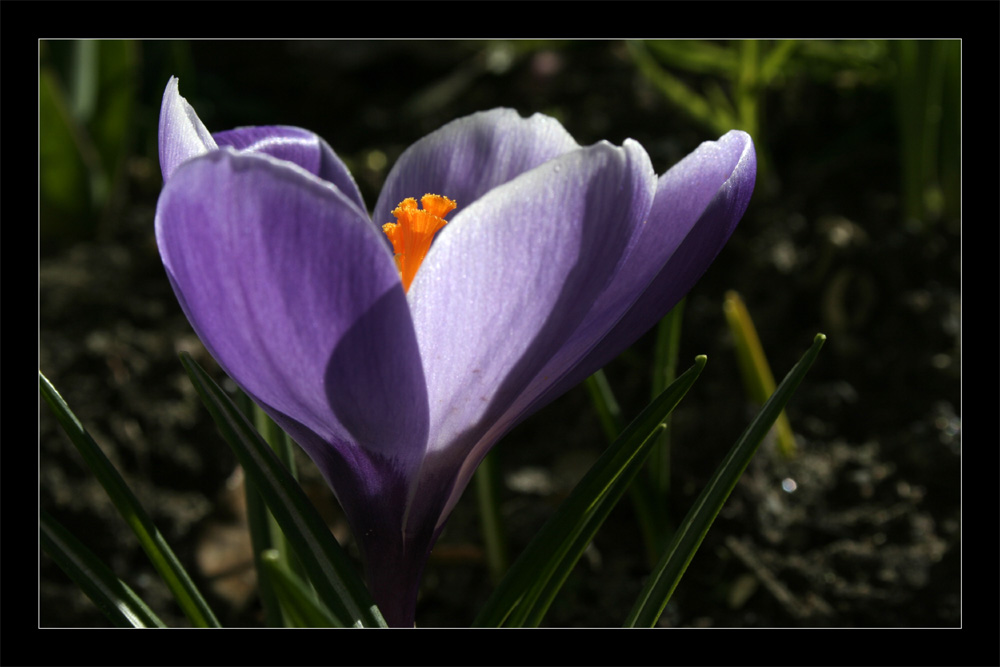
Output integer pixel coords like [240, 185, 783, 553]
[40, 40, 961, 632]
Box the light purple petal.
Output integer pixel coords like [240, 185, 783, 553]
[533, 130, 757, 408]
[155, 149, 428, 473]
[425, 132, 754, 521]
[403, 140, 657, 531]
[158, 77, 217, 181]
[373, 108, 580, 225]
[214, 125, 368, 217]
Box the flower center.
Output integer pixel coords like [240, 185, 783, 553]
[382, 194, 457, 292]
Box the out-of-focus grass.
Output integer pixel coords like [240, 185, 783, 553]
[629, 39, 960, 231]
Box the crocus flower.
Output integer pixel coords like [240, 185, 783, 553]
[155, 77, 755, 626]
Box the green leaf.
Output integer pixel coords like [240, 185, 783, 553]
[240, 397, 308, 627]
[583, 368, 623, 442]
[228, 390, 285, 626]
[252, 403, 311, 588]
[244, 469, 288, 627]
[39, 66, 93, 243]
[723, 290, 797, 458]
[178, 353, 386, 628]
[260, 550, 342, 628]
[39, 40, 138, 250]
[624, 334, 826, 627]
[644, 40, 738, 77]
[473, 356, 707, 627]
[628, 41, 736, 136]
[40, 511, 166, 628]
[474, 448, 509, 583]
[87, 40, 137, 179]
[649, 298, 686, 498]
[39, 371, 221, 628]
[760, 40, 798, 85]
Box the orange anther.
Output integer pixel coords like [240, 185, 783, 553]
[382, 194, 456, 292]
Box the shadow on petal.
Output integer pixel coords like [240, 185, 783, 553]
[406, 147, 654, 536]
[321, 285, 432, 626]
[324, 284, 429, 466]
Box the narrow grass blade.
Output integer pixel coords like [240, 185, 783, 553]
[231, 388, 286, 626]
[475, 448, 509, 583]
[39, 371, 221, 628]
[584, 368, 623, 441]
[254, 404, 312, 593]
[624, 334, 826, 628]
[723, 290, 797, 458]
[473, 356, 707, 628]
[244, 472, 287, 627]
[260, 550, 341, 628]
[586, 361, 669, 568]
[178, 353, 386, 628]
[514, 423, 667, 628]
[648, 298, 685, 518]
[760, 40, 798, 85]
[628, 41, 735, 135]
[41, 511, 167, 628]
[644, 40, 737, 76]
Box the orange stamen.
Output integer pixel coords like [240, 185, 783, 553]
[382, 194, 456, 292]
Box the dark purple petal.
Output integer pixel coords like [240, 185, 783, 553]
[214, 126, 368, 217]
[403, 140, 657, 531]
[155, 148, 429, 501]
[373, 108, 580, 225]
[158, 77, 217, 181]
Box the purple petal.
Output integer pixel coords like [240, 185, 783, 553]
[214, 126, 368, 217]
[534, 130, 757, 407]
[403, 140, 657, 530]
[155, 148, 428, 484]
[373, 108, 580, 225]
[158, 77, 217, 182]
[155, 79, 757, 627]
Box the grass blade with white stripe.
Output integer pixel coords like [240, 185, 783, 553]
[260, 550, 341, 628]
[474, 356, 706, 627]
[39, 371, 220, 628]
[625, 334, 826, 627]
[41, 510, 167, 628]
[179, 353, 386, 628]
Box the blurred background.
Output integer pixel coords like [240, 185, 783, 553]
[40, 40, 960, 627]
